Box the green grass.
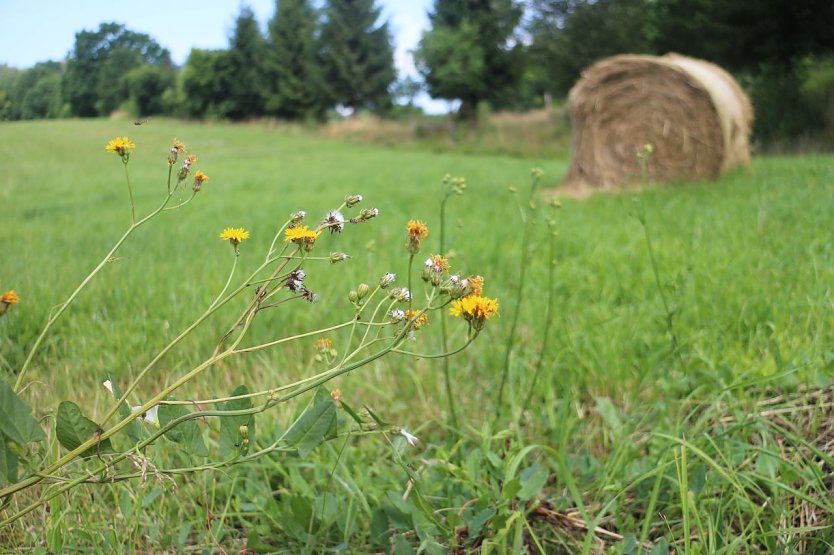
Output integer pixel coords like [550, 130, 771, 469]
[1, 118, 834, 553]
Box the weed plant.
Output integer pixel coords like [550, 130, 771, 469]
[2, 119, 834, 552]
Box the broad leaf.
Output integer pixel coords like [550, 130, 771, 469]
[0, 439, 18, 484]
[218, 385, 254, 457]
[157, 402, 208, 457]
[0, 381, 45, 445]
[56, 401, 112, 457]
[283, 387, 336, 458]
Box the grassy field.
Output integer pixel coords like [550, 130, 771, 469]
[1, 118, 834, 553]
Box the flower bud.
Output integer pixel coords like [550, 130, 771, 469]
[239, 425, 249, 439]
[344, 194, 363, 207]
[330, 252, 350, 264]
[359, 207, 379, 220]
[379, 272, 395, 288]
[357, 283, 370, 299]
[348, 290, 359, 303]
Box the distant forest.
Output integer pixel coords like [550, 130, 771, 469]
[1, 0, 833, 145]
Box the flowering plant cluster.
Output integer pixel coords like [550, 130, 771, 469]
[0, 135, 497, 527]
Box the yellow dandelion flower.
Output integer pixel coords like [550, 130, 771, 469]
[404, 309, 429, 330]
[467, 275, 484, 297]
[172, 139, 186, 153]
[450, 295, 499, 331]
[284, 225, 321, 251]
[219, 227, 250, 245]
[105, 136, 135, 160]
[1, 290, 20, 305]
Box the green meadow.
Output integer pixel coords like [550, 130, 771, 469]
[2, 118, 834, 553]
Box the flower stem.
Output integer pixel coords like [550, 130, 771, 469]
[124, 162, 136, 225]
[439, 191, 458, 429]
[14, 189, 178, 392]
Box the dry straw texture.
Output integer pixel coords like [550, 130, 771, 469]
[564, 53, 753, 188]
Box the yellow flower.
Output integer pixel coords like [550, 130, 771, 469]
[404, 309, 429, 330]
[1, 290, 20, 305]
[467, 275, 484, 297]
[284, 225, 321, 250]
[169, 139, 186, 165]
[314, 338, 333, 352]
[407, 220, 429, 254]
[105, 136, 135, 161]
[330, 389, 342, 401]
[219, 227, 250, 245]
[428, 255, 450, 272]
[193, 171, 208, 192]
[450, 295, 499, 331]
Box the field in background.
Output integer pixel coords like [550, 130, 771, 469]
[2, 118, 834, 552]
[319, 107, 573, 159]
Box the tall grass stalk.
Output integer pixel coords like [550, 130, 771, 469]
[496, 171, 541, 412]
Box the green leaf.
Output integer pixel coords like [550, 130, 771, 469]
[0, 381, 45, 445]
[393, 534, 416, 555]
[338, 399, 365, 427]
[0, 439, 18, 484]
[218, 385, 254, 457]
[467, 507, 496, 541]
[283, 387, 336, 458]
[363, 403, 389, 427]
[157, 402, 208, 457]
[103, 376, 143, 444]
[56, 401, 112, 457]
[595, 397, 623, 434]
[517, 465, 549, 501]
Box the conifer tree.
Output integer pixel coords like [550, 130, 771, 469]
[319, 0, 395, 114]
[227, 6, 268, 120]
[266, 0, 326, 120]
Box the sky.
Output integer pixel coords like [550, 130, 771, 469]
[0, 0, 452, 114]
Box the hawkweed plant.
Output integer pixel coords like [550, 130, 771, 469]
[0, 135, 496, 527]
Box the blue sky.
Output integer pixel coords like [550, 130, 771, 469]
[0, 0, 451, 113]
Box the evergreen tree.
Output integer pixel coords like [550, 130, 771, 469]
[319, 0, 396, 114]
[266, 0, 326, 120]
[415, 0, 523, 119]
[227, 6, 268, 120]
[181, 48, 235, 119]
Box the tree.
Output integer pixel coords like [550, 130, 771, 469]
[181, 48, 235, 119]
[226, 6, 268, 120]
[527, 0, 653, 98]
[319, 0, 396, 114]
[415, 0, 523, 119]
[265, 0, 326, 120]
[63, 23, 172, 117]
[652, 0, 834, 141]
[14, 62, 65, 120]
[122, 64, 176, 116]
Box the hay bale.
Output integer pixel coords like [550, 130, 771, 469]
[563, 53, 753, 188]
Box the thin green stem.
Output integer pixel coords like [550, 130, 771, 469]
[208, 253, 238, 312]
[496, 175, 540, 412]
[522, 226, 557, 408]
[124, 162, 136, 225]
[438, 191, 458, 429]
[15, 187, 178, 392]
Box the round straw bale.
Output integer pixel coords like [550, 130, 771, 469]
[563, 53, 753, 188]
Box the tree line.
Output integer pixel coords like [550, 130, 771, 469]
[1, 0, 833, 144]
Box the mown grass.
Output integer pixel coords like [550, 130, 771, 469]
[1, 118, 834, 553]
